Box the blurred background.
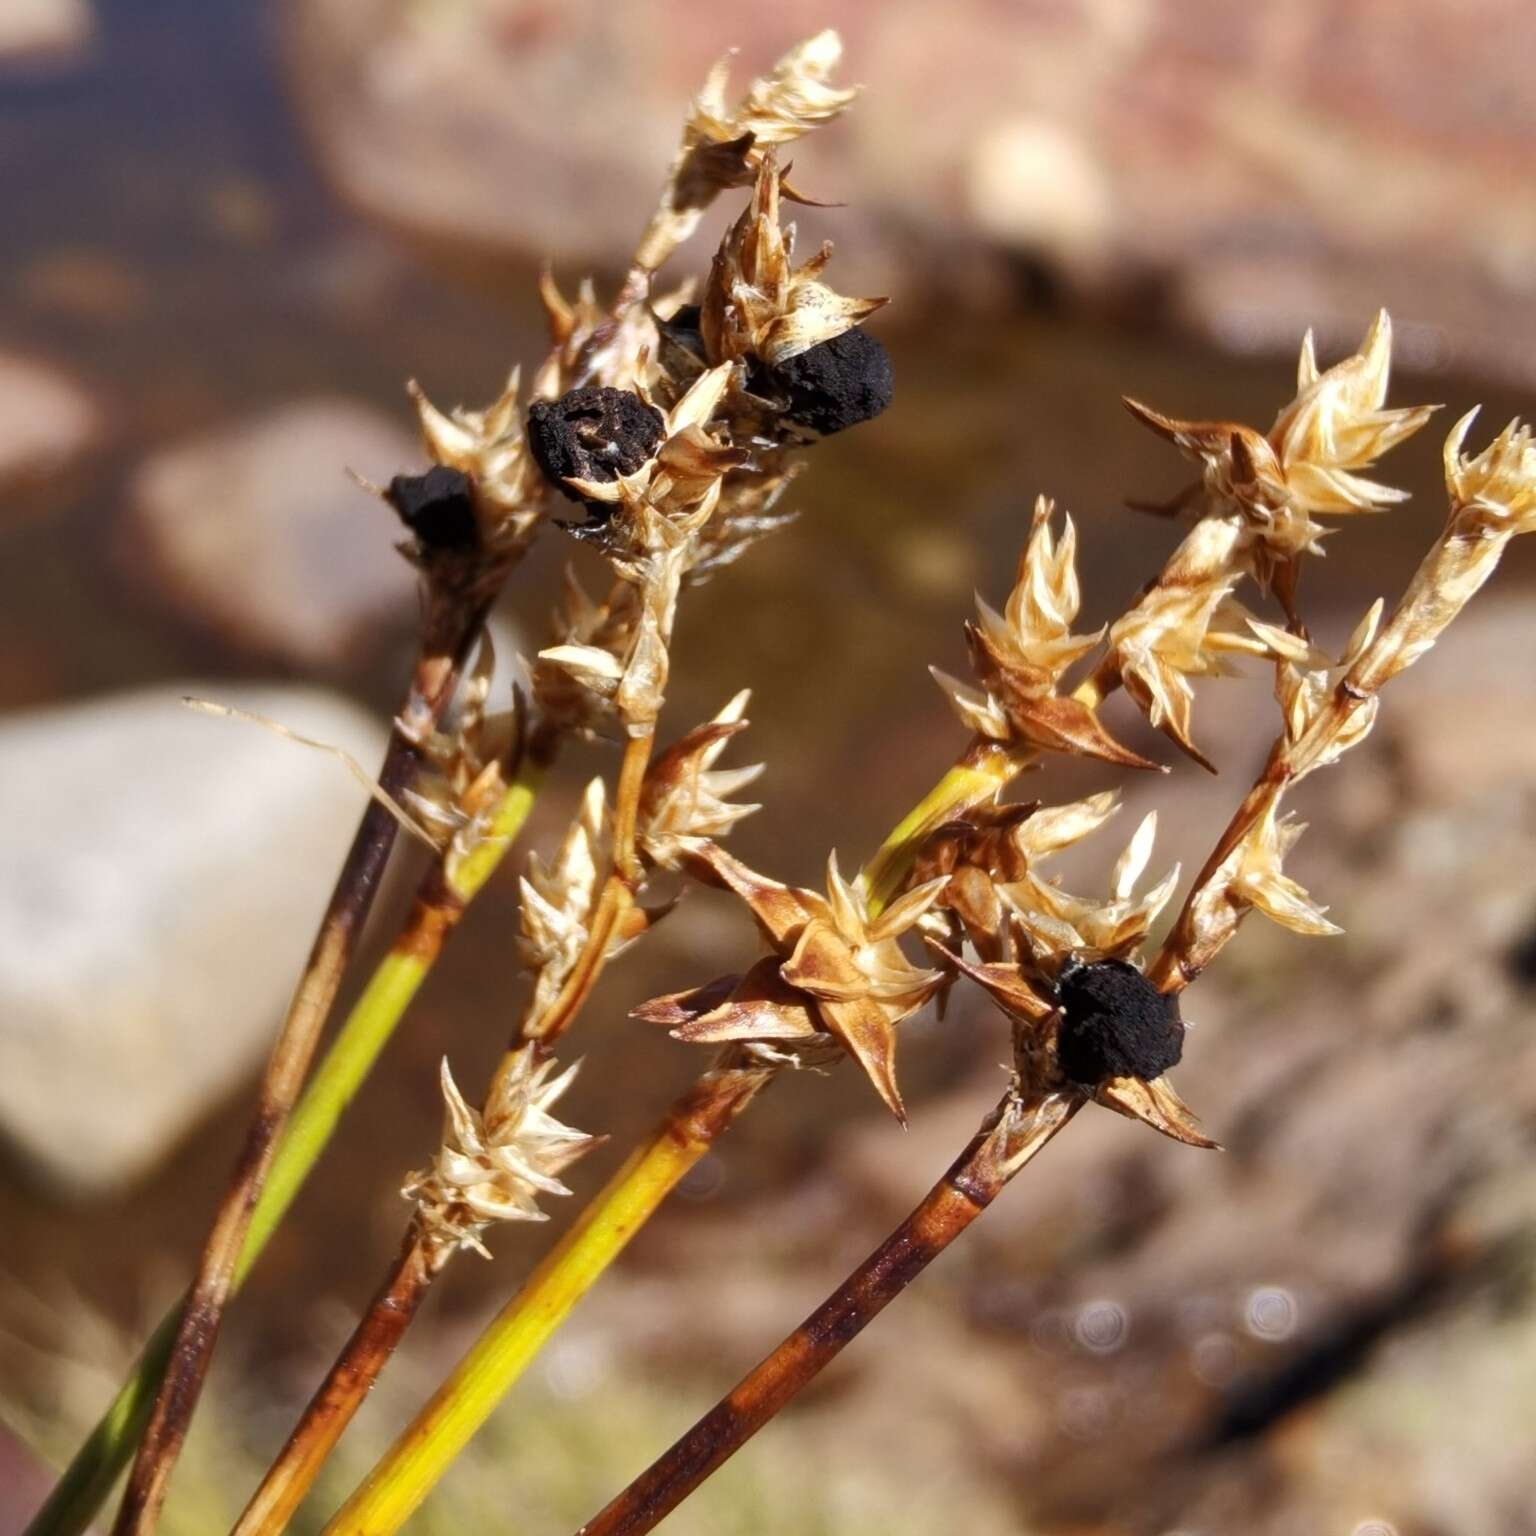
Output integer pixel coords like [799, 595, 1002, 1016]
[4, 3, 1536, 1533]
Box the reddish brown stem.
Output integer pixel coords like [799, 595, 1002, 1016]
[574, 1123, 1010, 1536]
[111, 601, 485, 1536]
[230, 1230, 436, 1536]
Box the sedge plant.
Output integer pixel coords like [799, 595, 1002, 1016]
[30, 22, 1535, 1536]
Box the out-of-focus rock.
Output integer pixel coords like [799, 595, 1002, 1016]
[287, 0, 1536, 385]
[0, 684, 388, 1197]
[0, 0, 92, 66]
[0, 352, 99, 507]
[130, 399, 420, 671]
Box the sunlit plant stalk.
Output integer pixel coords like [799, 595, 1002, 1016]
[566, 413, 1536, 1536]
[23, 745, 550, 1536]
[217, 34, 878, 1534]
[57, 164, 563, 1536]
[109, 607, 485, 1536]
[324, 307, 1441, 1530]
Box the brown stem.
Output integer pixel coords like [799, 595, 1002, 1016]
[573, 1095, 1079, 1536]
[611, 730, 654, 884]
[230, 1231, 436, 1536]
[111, 601, 485, 1536]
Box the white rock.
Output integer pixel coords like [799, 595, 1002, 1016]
[131, 398, 421, 670]
[965, 118, 1113, 275]
[0, 684, 389, 1197]
[0, 0, 92, 65]
[0, 352, 98, 497]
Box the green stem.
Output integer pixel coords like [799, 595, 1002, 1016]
[23, 756, 549, 1536]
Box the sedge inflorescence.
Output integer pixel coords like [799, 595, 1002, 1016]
[96, 32, 1536, 1536]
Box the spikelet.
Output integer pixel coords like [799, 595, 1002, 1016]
[1123, 311, 1436, 582]
[634, 30, 859, 276]
[699, 152, 885, 368]
[407, 372, 543, 556]
[635, 845, 945, 1122]
[638, 692, 763, 869]
[932, 497, 1154, 768]
[404, 1047, 596, 1268]
[517, 779, 608, 1032]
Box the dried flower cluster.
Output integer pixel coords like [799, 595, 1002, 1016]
[626, 308, 1533, 1178]
[392, 32, 876, 1266]
[552, 300, 1536, 1536]
[63, 34, 1536, 1536]
[637, 844, 946, 1120]
[404, 1047, 596, 1268]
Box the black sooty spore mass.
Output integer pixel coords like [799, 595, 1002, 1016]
[774, 327, 893, 435]
[385, 465, 478, 550]
[1056, 959, 1184, 1086]
[527, 386, 666, 502]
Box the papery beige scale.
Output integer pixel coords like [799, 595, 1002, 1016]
[1444, 411, 1536, 530]
[635, 844, 945, 1121]
[517, 779, 608, 1031]
[699, 154, 885, 369]
[534, 568, 644, 740]
[998, 807, 1180, 967]
[404, 1047, 597, 1268]
[916, 792, 1115, 947]
[932, 497, 1155, 768]
[1108, 580, 1320, 770]
[533, 271, 661, 400]
[638, 691, 763, 869]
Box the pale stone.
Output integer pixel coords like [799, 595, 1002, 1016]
[0, 684, 389, 1196]
[0, 0, 92, 65]
[130, 398, 420, 670]
[0, 352, 98, 497]
[287, 0, 1536, 384]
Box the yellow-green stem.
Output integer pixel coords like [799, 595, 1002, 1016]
[321, 1061, 771, 1536]
[320, 740, 1036, 1533]
[23, 759, 547, 1536]
[859, 743, 1027, 915]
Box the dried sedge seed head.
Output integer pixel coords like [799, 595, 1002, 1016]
[932, 497, 1155, 769]
[407, 374, 542, 557]
[700, 151, 886, 370]
[1444, 411, 1536, 529]
[771, 326, 893, 436]
[527, 387, 666, 504]
[1055, 960, 1184, 1086]
[404, 1047, 596, 1267]
[386, 465, 479, 551]
[1123, 312, 1436, 584]
[638, 691, 763, 869]
[636, 843, 946, 1121]
[688, 30, 857, 151]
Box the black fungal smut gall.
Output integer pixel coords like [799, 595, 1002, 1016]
[527, 386, 665, 503]
[774, 327, 893, 436]
[385, 465, 478, 550]
[1055, 959, 1184, 1086]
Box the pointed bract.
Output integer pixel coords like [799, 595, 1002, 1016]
[404, 1047, 598, 1267]
[646, 843, 942, 1118]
